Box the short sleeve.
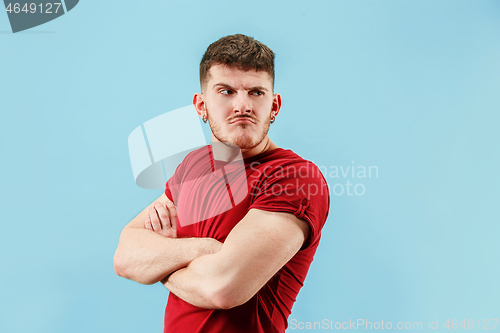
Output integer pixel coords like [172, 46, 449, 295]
[249, 161, 330, 250]
[165, 159, 185, 204]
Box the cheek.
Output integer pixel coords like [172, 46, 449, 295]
[208, 98, 232, 113]
[256, 99, 274, 111]
[208, 111, 230, 124]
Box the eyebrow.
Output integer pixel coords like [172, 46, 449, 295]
[213, 83, 269, 92]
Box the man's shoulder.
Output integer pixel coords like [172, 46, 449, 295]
[248, 148, 326, 179]
[185, 144, 211, 159]
[178, 145, 211, 166]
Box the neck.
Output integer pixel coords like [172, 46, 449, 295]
[240, 136, 278, 159]
[210, 136, 279, 161]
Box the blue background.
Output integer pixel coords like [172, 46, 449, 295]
[1, 1, 499, 332]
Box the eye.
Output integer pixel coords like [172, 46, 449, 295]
[250, 90, 264, 96]
[220, 89, 233, 95]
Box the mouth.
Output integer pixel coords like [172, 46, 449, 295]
[230, 117, 255, 125]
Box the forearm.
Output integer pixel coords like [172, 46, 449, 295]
[163, 253, 228, 309]
[114, 227, 216, 285]
[162, 210, 308, 310]
[163, 251, 252, 310]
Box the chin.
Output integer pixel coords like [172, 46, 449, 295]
[230, 135, 257, 150]
[234, 141, 255, 150]
[211, 125, 267, 150]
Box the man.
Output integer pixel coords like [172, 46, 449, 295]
[114, 34, 330, 332]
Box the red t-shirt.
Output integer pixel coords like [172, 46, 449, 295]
[163, 145, 330, 333]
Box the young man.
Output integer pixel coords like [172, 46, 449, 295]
[114, 34, 330, 333]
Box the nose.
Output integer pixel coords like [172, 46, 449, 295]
[233, 92, 252, 115]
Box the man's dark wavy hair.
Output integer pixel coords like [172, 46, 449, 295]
[199, 34, 275, 92]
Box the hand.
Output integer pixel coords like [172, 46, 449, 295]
[145, 198, 177, 238]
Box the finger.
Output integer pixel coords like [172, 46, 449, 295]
[144, 215, 153, 231]
[149, 206, 161, 231]
[155, 201, 171, 229]
[165, 199, 177, 230]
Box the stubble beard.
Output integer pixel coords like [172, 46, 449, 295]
[206, 107, 271, 150]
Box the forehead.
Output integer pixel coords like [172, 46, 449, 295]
[207, 64, 273, 89]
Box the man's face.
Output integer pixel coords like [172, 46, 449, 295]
[198, 64, 280, 150]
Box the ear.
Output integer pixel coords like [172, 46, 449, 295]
[271, 93, 282, 118]
[193, 93, 206, 120]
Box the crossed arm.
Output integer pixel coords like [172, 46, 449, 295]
[113, 193, 222, 285]
[114, 193, 310, 309]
